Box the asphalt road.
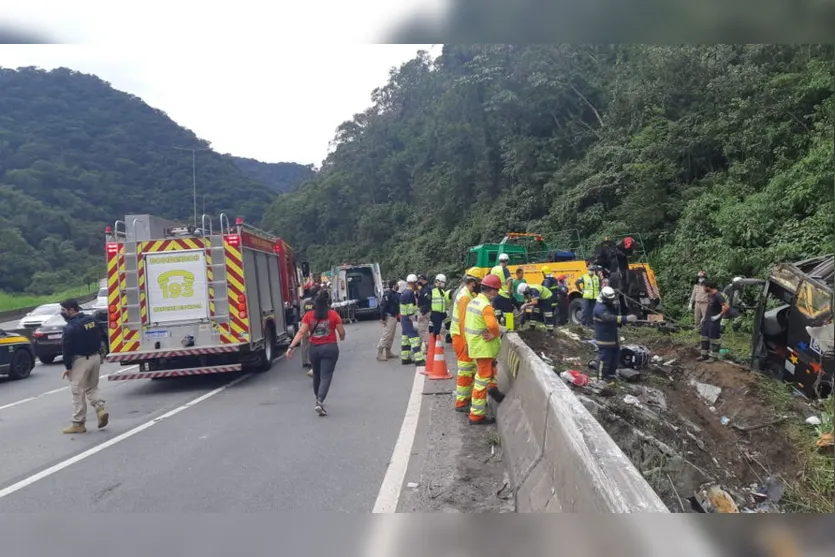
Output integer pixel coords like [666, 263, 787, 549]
[0, 321, 418, 512]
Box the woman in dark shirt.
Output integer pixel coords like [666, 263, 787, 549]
[287, 290, 346, 416]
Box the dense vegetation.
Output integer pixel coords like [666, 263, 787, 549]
[262, 45, 834, 316]
[0, 67, 307, 296]
[225, 156, 315, 194]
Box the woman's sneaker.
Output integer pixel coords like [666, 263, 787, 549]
[315, 400, 327, 417]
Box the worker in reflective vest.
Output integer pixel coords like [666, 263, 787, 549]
[430, 274, 451, 338]
[399, 274, 426, 369]
[463, 273, 506, 425]
[489, 253, 514, 326]
[451, 275, 479, 412]
[575, 262, 601, 327]
[518, 283, 556, 335]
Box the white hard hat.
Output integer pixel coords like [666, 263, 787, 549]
[517, 283, 530, 297]
[498, 253, 510, 262]
[406, 274, 418, 283]
[732, 276, 742, 283]
[435, 274, 447, 283]
[600, 286, 616, 300]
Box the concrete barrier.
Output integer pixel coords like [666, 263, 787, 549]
[494, 332, 669, 513]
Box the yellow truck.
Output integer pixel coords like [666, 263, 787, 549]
[464, 232, 663, 325]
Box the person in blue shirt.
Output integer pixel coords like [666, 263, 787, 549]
[59, 299, 109, 434]
[593, 287, 637, 380]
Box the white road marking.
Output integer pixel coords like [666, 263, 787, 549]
[372, 370, 426, 513]
[0, 367, 133, 412]
[0, 354, 283, 499]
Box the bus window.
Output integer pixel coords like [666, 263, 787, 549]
[795, 281, 832, 321]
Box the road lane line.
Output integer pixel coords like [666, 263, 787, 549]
[0, 367, 133, 412]
[0, 361, 269, 500]
[372, 370, 426, 513]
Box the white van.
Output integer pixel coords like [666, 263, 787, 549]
[331, 263, 384, 317]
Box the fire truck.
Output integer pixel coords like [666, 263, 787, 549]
[104, 213, 303, 380]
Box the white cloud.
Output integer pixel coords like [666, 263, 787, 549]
[0, 1, 446, 164]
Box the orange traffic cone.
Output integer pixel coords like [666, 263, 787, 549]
[425, 332, 436, 374]
[427, 334, 452, 380]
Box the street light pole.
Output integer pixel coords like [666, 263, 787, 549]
[173, 146, 210, 226]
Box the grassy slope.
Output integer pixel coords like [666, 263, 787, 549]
[0, 283, 97, 313]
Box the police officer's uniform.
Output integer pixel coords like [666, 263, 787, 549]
[300, 295, 315, 369]
[62, 310, 108, 433]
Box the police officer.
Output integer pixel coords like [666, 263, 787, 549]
[593, 287, 637, 381]
[60, 299, 109, 434]
[377, 280, 400, 361]
[300, 286, 319, 377]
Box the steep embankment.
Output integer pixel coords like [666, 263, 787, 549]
[261, 44, 834, 316]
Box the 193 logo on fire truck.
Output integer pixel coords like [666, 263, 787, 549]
[145, 251, 209, 324]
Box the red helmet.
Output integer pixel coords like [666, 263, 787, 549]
[480, 274, 503, 290]
[557, 274, 567, 281]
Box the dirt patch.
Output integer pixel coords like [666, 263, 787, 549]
[518, 328, 827, 513]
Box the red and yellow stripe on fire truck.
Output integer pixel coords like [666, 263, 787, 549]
[222, 234, 250, 344]
[106, 241, 138, 354]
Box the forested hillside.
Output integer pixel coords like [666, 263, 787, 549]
[226, 156, 315, 194]
[0, 67, 280, 295]
[262, 45, 834, 315]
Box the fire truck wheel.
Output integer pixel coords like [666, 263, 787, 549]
[255, 326, 275, 373]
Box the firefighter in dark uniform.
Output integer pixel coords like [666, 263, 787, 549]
[300, 286, 319, 377]
[593, 287, 637, 380]
[554, 274, 570, 326]
[60, 299, 109, 434]
[698, 280, 730, 362]
[416, 274, 432, 353]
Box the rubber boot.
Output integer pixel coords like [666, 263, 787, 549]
[469, 416, 496, 425]
[376, 348, 386, 362]
[63, 422, 86, 434]
[96, 406, 109, 429]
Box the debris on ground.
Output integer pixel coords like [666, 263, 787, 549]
[520, 327, 832, 513]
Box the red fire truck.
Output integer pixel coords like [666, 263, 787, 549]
[104, 213, 304, 380]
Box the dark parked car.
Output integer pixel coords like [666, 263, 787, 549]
[31, 309, 109, 365]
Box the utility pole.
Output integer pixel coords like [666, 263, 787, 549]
[173, 146, 210, 226]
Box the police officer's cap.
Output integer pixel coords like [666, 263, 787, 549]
[60, 299, 82, 312]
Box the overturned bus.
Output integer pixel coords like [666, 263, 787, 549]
[750, 256, 833, 399]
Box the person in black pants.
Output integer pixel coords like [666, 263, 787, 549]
[287, 290, 346, 417]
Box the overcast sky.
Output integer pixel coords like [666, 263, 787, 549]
[0, 1, 447, 166]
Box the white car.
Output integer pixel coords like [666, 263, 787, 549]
[18, 303, 62, 331]
[92, 287, 108, 310]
